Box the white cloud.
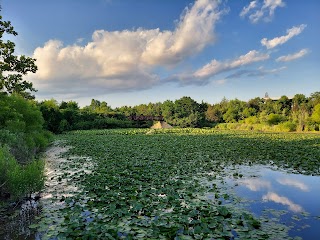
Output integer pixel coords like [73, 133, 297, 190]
[194, 50, 269, 79]
[31, 0, 224, 97]
[276, 48, 309, 62]
[241, 0, 285, 23]
[164, 50, 269, 85]
[240, 1, 257, 18]
[261, 24, 307, 49]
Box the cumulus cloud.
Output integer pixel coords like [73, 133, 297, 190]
[31, 0, 224, 97]
[276, 48, 309, 62]
[240, 0, 285, 23]
[261, 24, 307, 49]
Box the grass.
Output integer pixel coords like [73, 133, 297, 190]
[36, 129, 320, 239]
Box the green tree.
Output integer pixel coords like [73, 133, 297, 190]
[242, 107, 257, 118]
[134, 104, 151, 116]
[0, 94, 50, 163]
[148, 102, 162, 116]
[206, 104, 223, 122]
[161, 100, 175, 122]
[0, 15, 37, 99]
[277, 95, 292, 115]
[311, 103, 320, 124]
[39, 99, 62, 133]
[266, 113, 286, 125]
[223, 99, 246, 123]
[309, 92, 320, 107]
[261, 99, 275, 114]
[291, 94, 308, 131]
[174, 96, 199, 118]
[247, 97, 264, 112]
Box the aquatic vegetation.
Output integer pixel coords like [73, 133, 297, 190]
[36, 129, 320, 239]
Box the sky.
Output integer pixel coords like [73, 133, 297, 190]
[2, 0, 320, 107]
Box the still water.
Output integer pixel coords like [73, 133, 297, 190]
[224, 165, 320, 239]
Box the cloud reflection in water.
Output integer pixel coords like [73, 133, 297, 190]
[262, 192, 304, 213]
[277, 178, 309, 192]
[240, 178, 271, 191]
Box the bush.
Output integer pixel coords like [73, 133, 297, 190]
[0, 95, 52, 164]
[277, 121, 297, 132]
[73, 117, 136, 130]
[266, 113, 286, 125]
[305, 118, 320, 131]
[0, 95, 50, 201]
[245, 116, 259, 124]
[0, 146, 45, 200]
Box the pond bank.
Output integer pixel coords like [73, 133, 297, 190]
[0, 142, 73, 239]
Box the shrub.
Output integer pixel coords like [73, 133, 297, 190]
[245, 116, 259, 124]
[0, 146, 45, 200]
[305, 118, 319, 131]
[278, 121, 297, 132]
[0, 95, 52, 164]
[266, 113, 286, 125]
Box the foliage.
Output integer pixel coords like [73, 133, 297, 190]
[309, 92, 320, 107]
[223, 99, 246, 123]
[266, 113, 286, 125]
[36, 92, 320, 133]
[277, 121, 297, 132]
[35, 129, 320, 239]
[244, 116, 259, 124]
[311, 103, 320, 124]
[0, 17, 49, 203]
[0, 15, 37, 99]
[0, 145, 45, 200]
[0, 94, 51, 163]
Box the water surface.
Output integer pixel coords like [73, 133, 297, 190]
[224, 165, 320, 239]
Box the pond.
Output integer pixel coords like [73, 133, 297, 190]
[1, 152, 319, 239]
[219, 165, 320, 239]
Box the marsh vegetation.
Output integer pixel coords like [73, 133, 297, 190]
[28, 129, 320, 239]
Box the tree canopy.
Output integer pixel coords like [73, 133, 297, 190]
[0, 15, 37, 99]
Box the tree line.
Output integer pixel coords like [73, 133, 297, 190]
[37, 92, 320, 133]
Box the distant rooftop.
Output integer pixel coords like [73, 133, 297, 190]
[263, 93, 293, 101]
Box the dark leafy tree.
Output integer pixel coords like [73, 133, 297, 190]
[174, 96, 199, 118]
[247, 97, 264, 112]
[0, 15, 37, 99]
[309, 92, 320, 107]
[161, 100, 175, 122]
[206, 104, 223, 122]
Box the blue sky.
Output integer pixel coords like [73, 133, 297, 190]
[2, 0, 319, 107]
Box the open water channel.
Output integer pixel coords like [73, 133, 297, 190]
[207, 165, 320, 239]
